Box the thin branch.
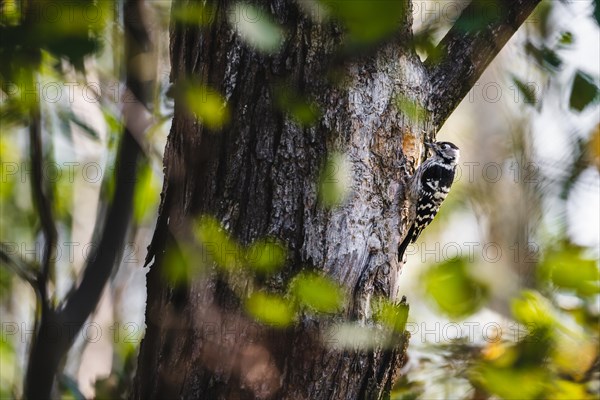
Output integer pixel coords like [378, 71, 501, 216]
[59, 0, 153, 327]
[425, 0, 541, 129]
[0, 246, 38, 290]
[28, 99, 57, 305]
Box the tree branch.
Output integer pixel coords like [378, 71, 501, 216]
[425, 0, 541, 129]
[28, 101, 57, 305]
[0, 246, 38, 291]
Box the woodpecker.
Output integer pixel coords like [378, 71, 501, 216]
[398, 141, 460, 262]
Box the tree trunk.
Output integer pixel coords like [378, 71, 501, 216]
[133, 1, 540, 398]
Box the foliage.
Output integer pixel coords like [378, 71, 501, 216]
[1, 0, 598, 398]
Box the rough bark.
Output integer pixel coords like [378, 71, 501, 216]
[133, 1, 540, 399]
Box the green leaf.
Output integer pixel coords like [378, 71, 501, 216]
[275, 88, 320, 126]
[193, 216, 243, 270]
[373, 297, 409, 333]
[31, 1, 109, 67]
[512, 77, 537, 105]
[569, 70, 600, 112]
[0, 338, 16, 394]
[395, 94, 428, 124]
[53, 166, 73, 223]
[319, 1, 406, 47]
[470, 365, 549, 400]
[412, 27, 443, 63]
[245, 239, 287, 274]
[133, 163, 161, 223]
[552, 330, 597, 380]
[290, 272, 344, 313]
[511, 290, 555, 328]
[318, 152, 351, 208]
[0, 135, 20, 202]
[538, 244, 599, 296]
[172, 3, 216, 26]
[228, 3, 284, 53]
[246, 292, 295, 326]
[162, 243, 202, 285]
[525, 42, 562, 71]
[557, 31, 573, 47]
[453, 1, 503, 32]
[183, 84, 229, 129]
[423, 257, 488, 318]
[550, 380, 593, 400]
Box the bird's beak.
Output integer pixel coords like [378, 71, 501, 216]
[425, 142, 433, 149]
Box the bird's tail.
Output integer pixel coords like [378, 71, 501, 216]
[397, 224, 415, 262]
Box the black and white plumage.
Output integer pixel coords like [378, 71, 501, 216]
[398, 141, 460, 262]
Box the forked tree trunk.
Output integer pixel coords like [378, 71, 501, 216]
[133, 1, 540, 398]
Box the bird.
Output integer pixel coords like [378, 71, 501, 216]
[398, 141, 460, 262]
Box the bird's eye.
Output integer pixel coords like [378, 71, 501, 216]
[442, 144, 448, 149]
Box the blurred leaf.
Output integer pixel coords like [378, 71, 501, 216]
[275, 88, 320, 126]
[228, 3, 283, 53]
[326, 322, 390, 350]
[194, 216, 243, 270]
[0, 338, 16, 395]
[162, 243, 202, 285]
[539, 244, 600, 296]
[552, 330, 597, 380]
[512, 77, 537, 105]
[550, 380, 592, 400]
[59, 109, 101, 140]
[557, 31, 573, 47]
[245, 239, 286, 274]
[395, 94, 428, 124]
[53, 167, 73, 223]
[30, 1, 109, 68]
[470, 364, 549, 400]
[593, 0, 600, 26]
[0, 0, 21, 25]
[290, 272, 344, 313]
[569, 70, 600, 112]
[319, 1, 406, 47]
[480, 341, 516, 365]
[373, 297, 409, 333]
[172, 3, 216, 26]
[246, 291, 295, 326]
[511, 290, 555, 329]
[454, 1, 504, 32]
[525, 42, 562, 71]
[133, 163, 161, 223]
[529, 0, 552, 38]
[389, 376, 424, 400]
[318, 151, 351, 208]
[0, 135, 20, 201]
[413, 27, 443, 63]
[183, 84, 229, 129]
[423, 257, 488, 318]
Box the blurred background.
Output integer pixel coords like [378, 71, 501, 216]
[0, 0, 598, 399]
